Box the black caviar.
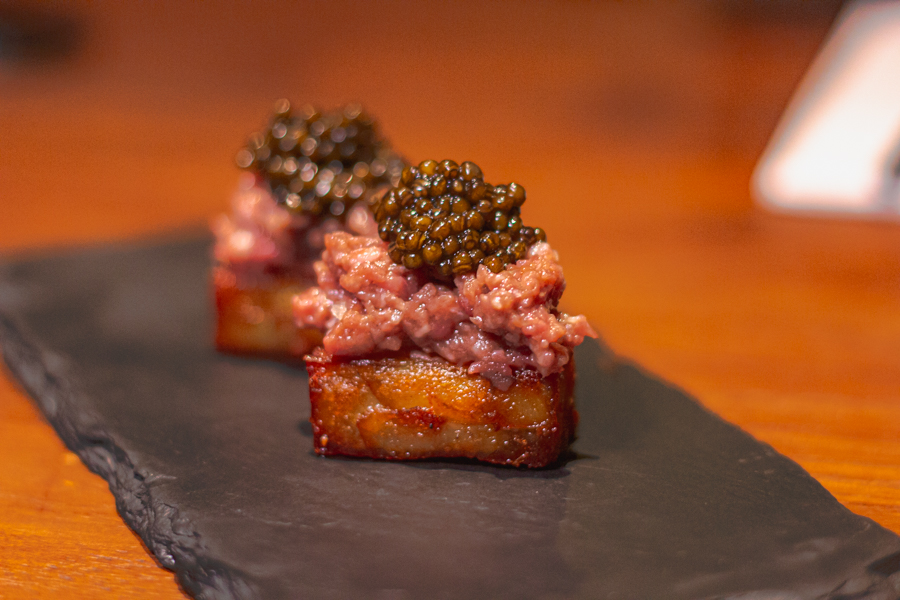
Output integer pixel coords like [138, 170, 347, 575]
[371, 160, 546, 279]
[236, 99, 405, 222]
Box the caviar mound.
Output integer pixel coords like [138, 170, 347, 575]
[237, 99, 405, 223]
[306, 349, 576, 468]
[371, 160, 546, 280]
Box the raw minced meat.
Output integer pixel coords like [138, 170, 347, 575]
[293, 231, 596, 390]
[212, 173, 377, 283]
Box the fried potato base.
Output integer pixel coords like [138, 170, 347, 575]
[306, 351, 577, 468]
[213, 266, 321, 361]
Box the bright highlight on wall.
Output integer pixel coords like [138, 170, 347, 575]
[754, 0, 900, 217]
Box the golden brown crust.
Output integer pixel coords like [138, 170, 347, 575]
[213, 266, 322, 361]
[305, 350, 577, 468]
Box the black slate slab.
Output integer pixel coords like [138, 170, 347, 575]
[1, 233, 899, 600]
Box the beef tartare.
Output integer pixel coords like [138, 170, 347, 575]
[294, 159, 595, 467]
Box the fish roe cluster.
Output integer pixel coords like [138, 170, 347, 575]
[371, 160, 546, 279]
[236, 99, 406, 222]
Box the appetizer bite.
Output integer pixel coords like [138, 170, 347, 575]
[212, 100, 405, 360]
[295, 160, 595, 467]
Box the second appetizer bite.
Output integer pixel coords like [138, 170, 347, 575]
[294, 160, 595, 467]
[212, 100, 405, 360]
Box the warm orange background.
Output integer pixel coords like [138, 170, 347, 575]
[2, 2, 899, 598]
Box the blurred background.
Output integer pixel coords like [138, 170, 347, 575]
[5, 0, 897, 391]
[1, 0, 849, 246]
[2, 2, 900, 595]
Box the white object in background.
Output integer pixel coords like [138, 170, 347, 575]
[753, 0, 900, 217]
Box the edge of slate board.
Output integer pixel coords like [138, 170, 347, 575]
[1, 234, 900, 600]
[0, 309, 257, 600]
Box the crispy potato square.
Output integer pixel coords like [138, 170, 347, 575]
[306, 351, 576, 468]
[213, 266, 321, 361]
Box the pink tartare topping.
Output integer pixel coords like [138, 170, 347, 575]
[212, 173, 377, 279]
[293, 232, 596, 390]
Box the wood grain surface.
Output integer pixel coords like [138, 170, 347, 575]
[2, 2, 898, 598]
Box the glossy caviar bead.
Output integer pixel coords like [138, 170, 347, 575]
[412, 215, 432, 231]
[451, 198, 470, 214]
[442, 236, 460, 256]
[439, 160, 459, 177]
[479, 230, 499, 253]
[448, 213, 466, 234]
[428, 219, 451, 241]
[519, 226, 534, 243]
[369, 159, 546, 279]
[464, 210, 484, 230]
[418, 159, 438, 176]
[403, 252, 424, 269]
[449, 178, 465, 194]
[237, 99, 406, 223]
[381, 196, 399, 217]
[466, 180, 487, 201]
[460, 161, 482, 181]
[414, 198, 431, 213]
[493, 192, 515, 211]
[452, 252, 474, 274]
[476, 199, 493, 214]
[432, 196, 451, 216]
[510, 240, 528, 260]
[460, 229, 479, 251]
[396, 231, 413, 251]
[429, 175, 447, 196]
[398, 188, 415, 207]
[422, 243, 443, 264]
[508, 182, 526, 206]
[484, 255, 505, 273]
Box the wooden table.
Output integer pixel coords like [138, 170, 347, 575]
[2, 2, 898, 598]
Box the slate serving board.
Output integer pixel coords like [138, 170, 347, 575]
[1, 233, 899, 600]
